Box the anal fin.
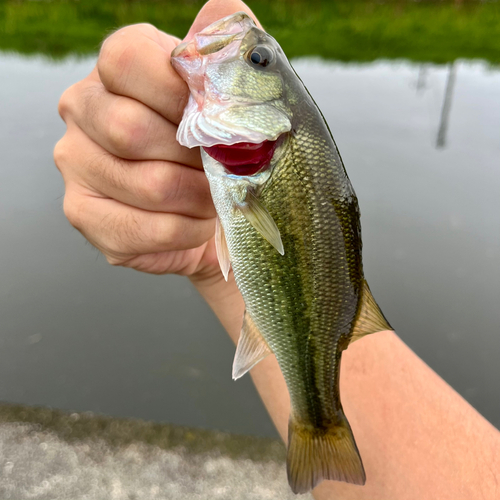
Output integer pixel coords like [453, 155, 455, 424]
[215, 216, 231, 281]
[232, 311, 272, 380]
[350, 280, 393, 345]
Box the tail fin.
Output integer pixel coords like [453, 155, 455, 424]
[286, 413, 366, 494]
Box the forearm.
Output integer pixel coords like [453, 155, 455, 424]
[192, 274, 500, 499]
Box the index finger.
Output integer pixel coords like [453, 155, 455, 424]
[97, 1, 261, 125]
[98, 23, 188, 125]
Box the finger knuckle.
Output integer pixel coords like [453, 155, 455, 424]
[98, 38, 128, 93]
[105, 100, 146, 156]
[141, 165, 182, 206]
[63, 193, 82, 230]
[105, 254, 124, 266]
[58, 83, 78, 120]
[149, 216, 176, 249]
[53, 138, 69, 173]
[133, 23, 158, 36]
[98, 25, 152, 93]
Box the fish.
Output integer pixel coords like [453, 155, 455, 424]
[171, 12, 392, 494]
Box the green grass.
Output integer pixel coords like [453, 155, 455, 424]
[1, 0, 500, 63]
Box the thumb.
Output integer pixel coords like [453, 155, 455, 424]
[184, 0, 263, 41]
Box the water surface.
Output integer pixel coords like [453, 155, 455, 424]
[0, 54, 498, 435]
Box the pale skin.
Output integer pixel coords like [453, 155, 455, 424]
[54, 0, 500, 498]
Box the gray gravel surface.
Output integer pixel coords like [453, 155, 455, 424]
[0, 404, 312, 500]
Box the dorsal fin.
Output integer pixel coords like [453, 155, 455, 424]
[350, 280, 393, 344]
[215, 216, 231, 281]
[232, 311, 272, 380]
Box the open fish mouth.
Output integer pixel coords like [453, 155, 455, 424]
[203, 139, 281, 176]
[171, 12, 292, 159]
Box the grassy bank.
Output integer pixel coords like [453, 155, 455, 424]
[1, 0, 499, 63]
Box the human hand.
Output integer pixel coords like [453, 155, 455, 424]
[54, 0, 259, 281]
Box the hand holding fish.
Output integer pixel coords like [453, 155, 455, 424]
[54, 0, 500, 498]
[55, 21, 221, 278]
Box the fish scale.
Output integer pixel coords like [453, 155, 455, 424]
[206, 99, 360, 426]
[172, 11, 392, 494]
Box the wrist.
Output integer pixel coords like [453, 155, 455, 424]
[189, 271, 245, 343]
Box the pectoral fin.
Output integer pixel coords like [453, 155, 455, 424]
[232, 311, 272, 380]
[215, 216, 231, 281]
[350, 281, 393, 345]
[239, 191, 284, 255]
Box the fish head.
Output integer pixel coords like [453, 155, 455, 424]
[172, 12, 296, 176]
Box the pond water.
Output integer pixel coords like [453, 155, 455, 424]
[0, 53, 499, 437]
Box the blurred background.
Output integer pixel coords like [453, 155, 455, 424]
[0, 0, 499, 496]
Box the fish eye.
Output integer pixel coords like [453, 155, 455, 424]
[247, 45, 274, 68]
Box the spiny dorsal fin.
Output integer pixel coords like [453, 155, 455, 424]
[232, 311, 272, 380]
[215, 216, 231, 281]
[238, 191, 284, 255]
[350, 280, 393, 344]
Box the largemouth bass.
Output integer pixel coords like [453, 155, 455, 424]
[172, 12, 392, 494]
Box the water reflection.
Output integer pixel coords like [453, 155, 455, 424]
[436, 62, 458, 149]
[0, 54, 499, 435]
[414, 64, 429, 95]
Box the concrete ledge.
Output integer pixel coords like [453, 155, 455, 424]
[0, 403, 311, 499]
